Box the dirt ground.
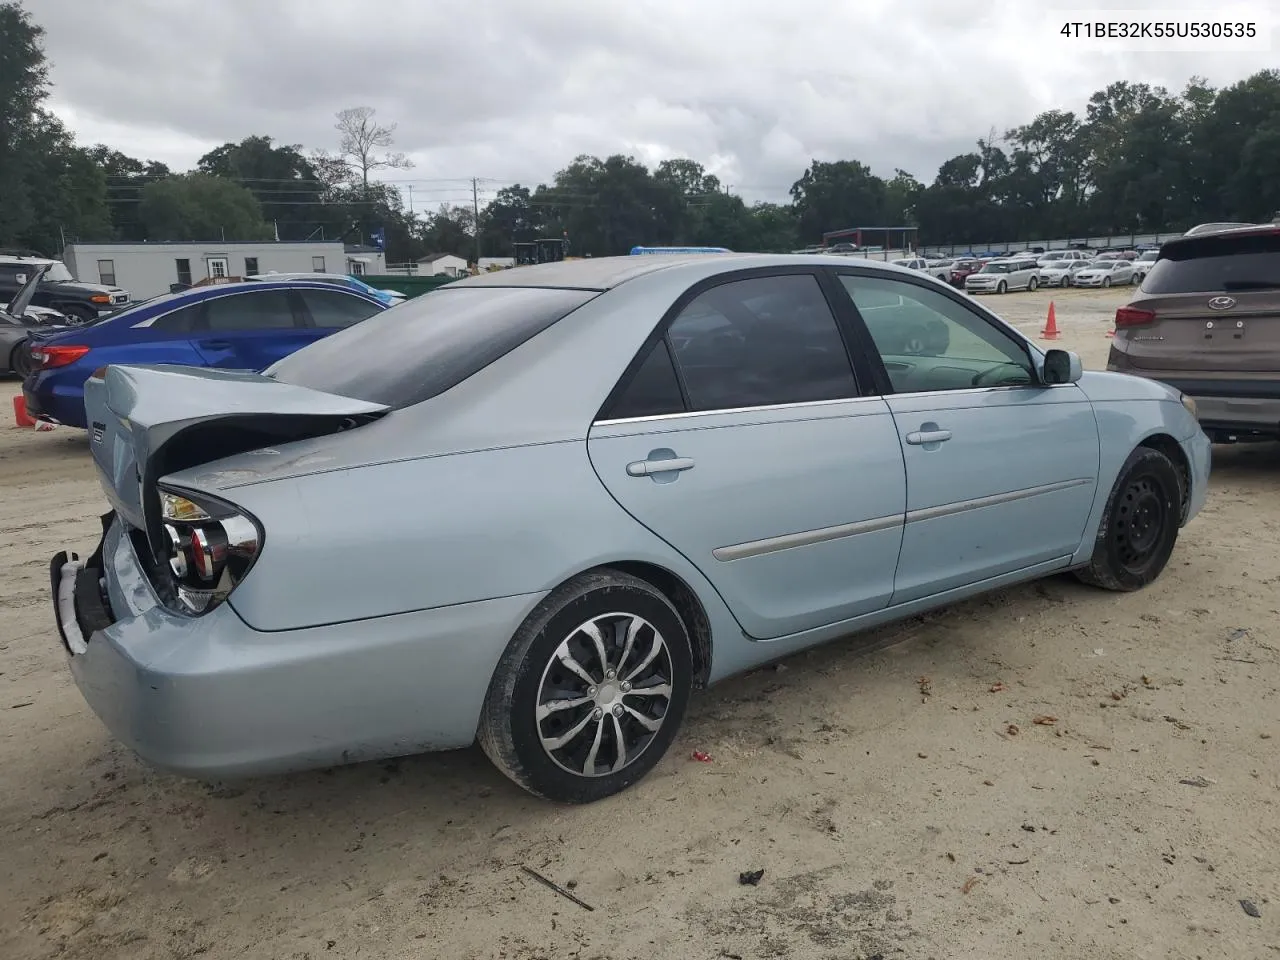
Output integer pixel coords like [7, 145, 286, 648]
[2, 286, 1278, 960]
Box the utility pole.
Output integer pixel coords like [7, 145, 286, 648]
[472, 177, 481, 268]
[407, 184, 414, 217]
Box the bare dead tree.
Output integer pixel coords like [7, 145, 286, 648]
[333, 106, 412, 193]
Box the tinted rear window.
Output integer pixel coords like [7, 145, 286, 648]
[266, 285, 596, 408]
[1144, 232, 1280, 294]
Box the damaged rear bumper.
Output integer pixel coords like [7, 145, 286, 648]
[51, 513, 542, 780]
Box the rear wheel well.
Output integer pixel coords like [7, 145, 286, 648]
[1138, 433, 1190, 523]
[603, 561, 713, 688]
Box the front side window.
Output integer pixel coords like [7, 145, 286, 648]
[205, 290, 297, 331]
[840, 274, 1034, 393]
[664, 274, 858, 412]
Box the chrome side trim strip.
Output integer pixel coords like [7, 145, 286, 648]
[905, 477, 1093, 524]
[713, 514, 903, 562]
[595, 395, 884, 428]
[712, 477, 1094, 563]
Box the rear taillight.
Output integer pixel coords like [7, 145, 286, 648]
[32, 344, 90, 369]
[1115, 306, 1155, 328]
[157, 486, 262, 615]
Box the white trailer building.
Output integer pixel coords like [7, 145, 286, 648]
[63, 241, 388, 300]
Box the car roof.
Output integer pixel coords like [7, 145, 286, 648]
[1162, 223, 1280, 254]
[448, 252, 921, 291]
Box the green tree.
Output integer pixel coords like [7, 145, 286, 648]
[86, 145, 170, 240]
[789, 160, 889, 244]
[197, 135, 324, 240]
[138, 173, 273, 241]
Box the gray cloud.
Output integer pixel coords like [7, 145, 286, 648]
[35, 0, 1279, 205]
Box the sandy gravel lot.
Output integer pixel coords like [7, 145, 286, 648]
[2, 286, 1278, 960]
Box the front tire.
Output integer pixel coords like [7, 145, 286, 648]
[60, 304, 97, 325]
[1102, 276, 1112, 288]
[1028, 276, 1039, 291]
[996, 280, 1007, 294]
[478, 570, 693, 803]
[1075, 446, 1183, 592]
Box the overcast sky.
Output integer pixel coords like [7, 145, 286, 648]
[34, 0, 1278, 207]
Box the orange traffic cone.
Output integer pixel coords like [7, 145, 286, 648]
[1041, 301, 1060, 340]
[12, 395, 35, 428]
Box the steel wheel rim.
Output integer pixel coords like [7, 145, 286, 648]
[1113, 475, 1167, 572]
[535, 612, 674, 778]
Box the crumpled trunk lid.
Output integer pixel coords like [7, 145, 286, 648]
[84, 364, 388, 553]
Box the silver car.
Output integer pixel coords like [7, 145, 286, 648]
[963, 257, 1042, 294]
[50, 254, 1210, 803]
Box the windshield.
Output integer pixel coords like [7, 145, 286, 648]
[979, 263, 1010, 274]
[1138, 251, 1159, 261]
[267, 285, 598, 409]
[1087, 261, 1112, 269]
[1045, 261, 1071, 269]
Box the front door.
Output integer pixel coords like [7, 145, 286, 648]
[834, 271, 1100, 605]
[587, 271, 907, 640]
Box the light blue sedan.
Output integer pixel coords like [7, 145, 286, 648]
[50, 254, 1210, 803]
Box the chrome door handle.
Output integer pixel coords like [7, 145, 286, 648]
[905, 429, 952, 445]
[626, 457, 695, 477]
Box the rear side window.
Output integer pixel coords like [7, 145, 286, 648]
[1144, 233, 1280, 293]
[149, 304, 201, 333]
[298, 289, 381, 329]
[267, 286, 597, 408]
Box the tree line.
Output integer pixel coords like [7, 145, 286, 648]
[3, 1, 1279, 266]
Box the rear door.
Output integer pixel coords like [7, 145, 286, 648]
[193, 288, 310, 371]
[1118, 231, 1280, 374]
[587, 269, 907, 640]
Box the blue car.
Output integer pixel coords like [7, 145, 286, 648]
[23, 279, 387, 429]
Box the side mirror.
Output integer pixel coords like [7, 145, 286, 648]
[1043, 348, 1083, 384]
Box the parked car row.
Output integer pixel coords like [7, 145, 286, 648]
[21, 278, 388, 428]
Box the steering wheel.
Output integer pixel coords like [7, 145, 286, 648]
[971, 363, 1014, 387]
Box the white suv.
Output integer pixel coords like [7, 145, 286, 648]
[963, 257, 1041, 294]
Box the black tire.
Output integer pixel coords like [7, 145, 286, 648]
[61, 304, 96, 325]
[1075, 446, 1183, 592]
[1102, 276, 1112, 288]
[1028, 276, 1038, 291]
[996, 280, 1007, 294]
[478, 569, 694, 803]
[9, 341, 31, 379]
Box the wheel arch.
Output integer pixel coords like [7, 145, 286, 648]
[582, 561, 714, 689]
[1137, 432, 1192, 524]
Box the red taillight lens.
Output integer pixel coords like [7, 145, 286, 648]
[1115, 306, 1155, 328]
[32, 344, 90, 369]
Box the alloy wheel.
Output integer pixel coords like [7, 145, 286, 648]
[535, 613, 674, 777]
